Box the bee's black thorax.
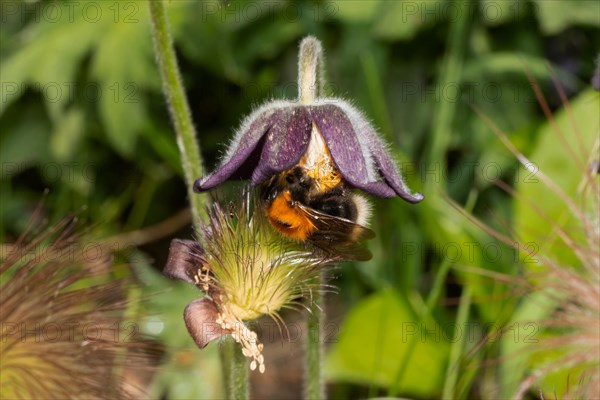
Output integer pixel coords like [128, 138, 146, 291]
[265, 166, 358, 222]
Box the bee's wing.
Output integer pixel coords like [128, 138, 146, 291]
[295, 202, 375, 261]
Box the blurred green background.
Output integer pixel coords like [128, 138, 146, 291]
[1, 0, 599, 398]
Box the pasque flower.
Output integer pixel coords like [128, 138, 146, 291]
[194, 36, 423, 203]
[163, 194, 334, 373]
[0, 215, 154, 398]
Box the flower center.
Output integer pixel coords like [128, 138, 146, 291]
[297, 122, 342, 192]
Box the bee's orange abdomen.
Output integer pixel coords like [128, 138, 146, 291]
[266, 191, 315, 241]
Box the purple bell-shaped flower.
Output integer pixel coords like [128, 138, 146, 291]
[194, 37, 423, 203]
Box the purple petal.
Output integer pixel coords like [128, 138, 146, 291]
[194, 103, 287, 192]
[360, 181, 396, 198]
[328, 100, 423, 202]
[184, 298, 227, 349]
[250, 106, 312, 184]
[309, 104, 371, 187]
[163, 239, 205, 283]
[368, 136, 424, 203]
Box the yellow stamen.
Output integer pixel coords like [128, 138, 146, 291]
[217, 312, 266, 374]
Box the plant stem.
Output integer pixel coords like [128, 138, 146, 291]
[229, 337, 250, 399]
[298, 36, 324, 105]
[298, 36, 326, 399]
[305, 275, 325, 400]
[442, 286, 472, 399]
[148, 2, 245, 398]
[148, 0, 207, 227]
[219, 337, 234, 398]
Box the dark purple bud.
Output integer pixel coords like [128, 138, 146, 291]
[184, 298, 227, 349]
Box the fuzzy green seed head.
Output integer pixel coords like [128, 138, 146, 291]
[200, 197, 327, 322]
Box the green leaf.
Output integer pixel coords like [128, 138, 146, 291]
[331, 0, 381, 23]
[90, 2, 157, 156]
[533, 0, 600, 35]
[96, 86, 146, 156]
[0, 103, 51, 177]
[504, 88, 599, 400]
[140, 124, 183, 175]
[0, 2, 107, 118]
[237, 19, 303, 66]
[50, 107, 85, 161]
[500, 291, 555, 398]
[462, 53, 579, 90]
[374, 0, 444, 40]
[176, 2, 300, 85]
[414, 193, 517, 325]
[515, 89, 600, 268]
[480, 0, 521, 26]
[90, 4, 158, 90]
[0, 55, 29, 117]
[326, 289, 450, 398]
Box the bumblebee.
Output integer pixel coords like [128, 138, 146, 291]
[262, 165, 374, 261]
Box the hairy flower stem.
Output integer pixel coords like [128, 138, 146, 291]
[230, 337, 250, 399]
[305, 278, 325, 400]
[298, 36, 324, 105]
[298, 36, 327, 399]
[148, 1, 242, 396]
[148, 0, 207, 226]
[219, 338, 234, 398]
